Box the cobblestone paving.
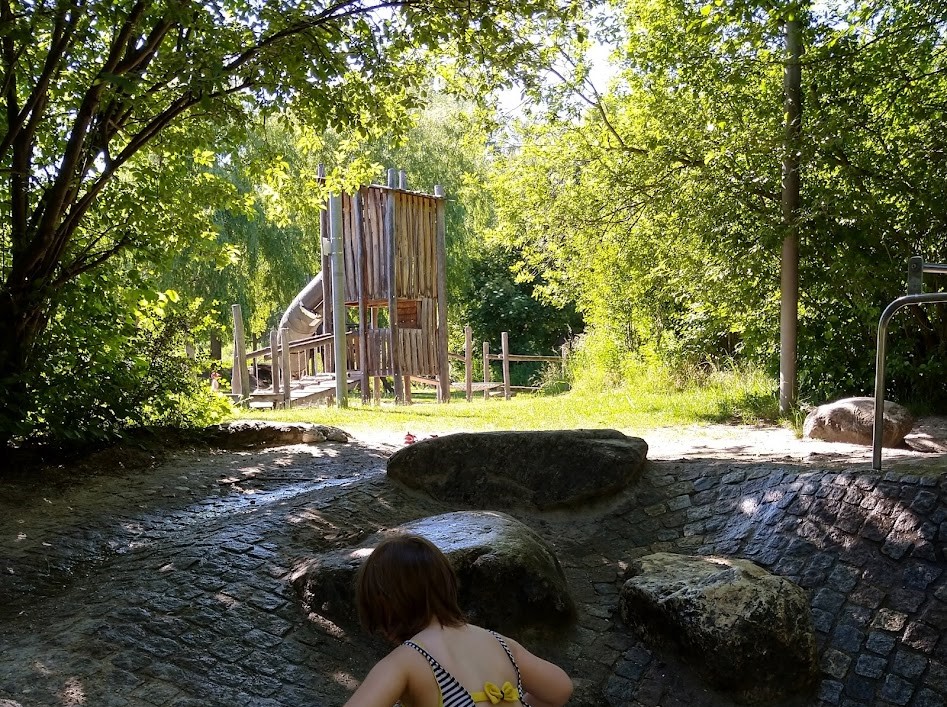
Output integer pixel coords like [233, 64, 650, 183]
[1, 438, 946, 707]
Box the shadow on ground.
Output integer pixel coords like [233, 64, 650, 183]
[0, 424, 945, 706]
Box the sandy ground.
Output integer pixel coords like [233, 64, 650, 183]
[347, 416, 947, 468]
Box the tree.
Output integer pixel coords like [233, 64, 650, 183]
[159, 124, 321, 348]
[490, 0, 785, 364]
[780, 9, 804, 413]
[488, 0, 947, 407]
[0, 0, 579, 441]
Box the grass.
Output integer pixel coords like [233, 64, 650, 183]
[235, 365, 786, 440]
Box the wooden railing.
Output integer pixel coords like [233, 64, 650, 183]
[231, 304, 359, 407]
[232, 306, 566, 408]
[450, 326, 568, 402]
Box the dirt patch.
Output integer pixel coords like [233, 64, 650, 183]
[640, 416, 947, 466]
[6, 417, 947, 498]
[347, 416, 947, 469]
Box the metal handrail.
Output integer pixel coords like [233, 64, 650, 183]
[872, 257, 947, 469]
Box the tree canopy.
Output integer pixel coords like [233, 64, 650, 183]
[486, 0, 947, 407]
[0, 0, 580, 441]
[5, 0, 947, 445]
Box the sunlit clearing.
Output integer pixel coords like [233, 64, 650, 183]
[739, 498, 759, 515]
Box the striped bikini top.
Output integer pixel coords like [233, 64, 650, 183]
[403, 630, 532, 707]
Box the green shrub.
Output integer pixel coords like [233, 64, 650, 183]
[20, 279, 232, 444]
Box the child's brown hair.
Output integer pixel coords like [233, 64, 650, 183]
[355, 533, 466, 643]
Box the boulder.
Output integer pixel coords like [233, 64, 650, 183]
[619, 553, 819, 704]
[803, 397, 914, 447]
[203, 420, 349, 448]
[386, 429, 648, 510]
[291, 511, 574, 634]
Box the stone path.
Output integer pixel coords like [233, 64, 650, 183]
[1, 431, 946, 706]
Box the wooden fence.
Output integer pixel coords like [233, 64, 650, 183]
[448, 326, 568, 401]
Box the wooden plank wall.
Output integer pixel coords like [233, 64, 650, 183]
[340, 185, 442, 380]
[366, 328, 392, 375]
[343, 187, 391, 303]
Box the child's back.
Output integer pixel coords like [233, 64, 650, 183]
[345, 534, 572, 707]
[399, 623, 525, 706]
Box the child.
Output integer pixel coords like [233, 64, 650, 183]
[345, 533, 574, 707]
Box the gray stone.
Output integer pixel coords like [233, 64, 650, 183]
[618, 552, 820, 703]
[386, 429, 648, 510]
[803, 397, 914, 447]
[203, 420, 349, 448]
[291, 511, 574, 634]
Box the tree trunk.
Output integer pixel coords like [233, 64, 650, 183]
[0, 281, 52, 443]
[210, 331, 222, 361]
[780, 14, 803, 414]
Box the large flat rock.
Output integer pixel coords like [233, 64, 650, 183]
[291, 511, 574, 635]
[619, 552, 819, 704]
[803, 397, 914, 447]
[386, 429, 648, 510]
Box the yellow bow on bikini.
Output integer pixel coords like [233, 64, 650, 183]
[472, 681, 519, 704]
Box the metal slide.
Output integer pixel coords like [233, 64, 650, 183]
[278, 272, 324, 341]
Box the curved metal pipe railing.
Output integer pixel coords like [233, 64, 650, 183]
[873, 291, 947, 470]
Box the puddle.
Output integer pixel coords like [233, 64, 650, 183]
[129, 469, 385, 536]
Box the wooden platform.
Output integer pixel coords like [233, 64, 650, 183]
[248, 373, 360, 409]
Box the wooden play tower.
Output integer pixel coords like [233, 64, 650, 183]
[232, 168, 449, 407]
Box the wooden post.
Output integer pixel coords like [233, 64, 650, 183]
[434, 185, 450, 403]
[405, 376, 412, 403]
[464, 325, 473, 402]
[330, 193, 348, 408]
[372, 307, 381, 404]
[501, 331, 511, 400]
[281, 327, 292, 409]
[561, 341, 569, 379]
[398, 170, 407, 190]
[231, 347, 240, 397]
[483, 340, 490, 400]
[318, 163, 334, 373]
[355, 188, 369, 404]
[779, 17, 803, 414]
[231, 304, 251, 402]
[386, 167, 404, 402]
[270, 329, 280, 396]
